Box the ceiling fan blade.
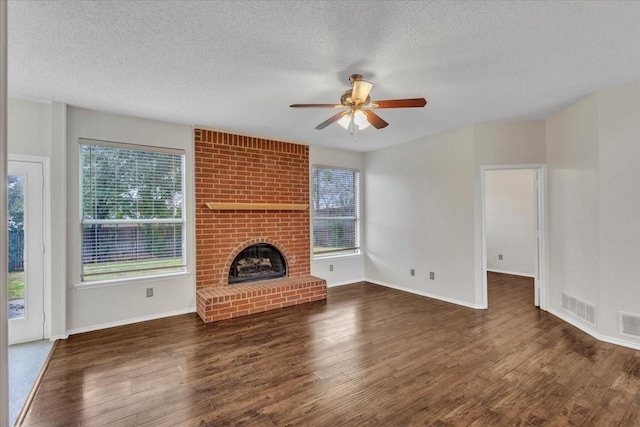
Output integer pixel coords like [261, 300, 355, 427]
[315, 111, 347, 130]
[351, 80, 373, 104]
[362, 110, 389, 129]
[368, 98, 427, 109]
[290, 103, 343, 108]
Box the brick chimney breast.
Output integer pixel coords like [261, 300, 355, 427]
[194, 129, 324, 322]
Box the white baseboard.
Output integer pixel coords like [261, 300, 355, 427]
[66, 307, 196, 336]
[326, 278, 366, 288]
[547, 307, 640, 351]
[487, 269, 535, 278]
[365, 278, 483, 309]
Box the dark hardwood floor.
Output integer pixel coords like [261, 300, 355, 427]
[22, 273, 640, 426]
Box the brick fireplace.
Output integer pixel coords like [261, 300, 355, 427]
[194, 129, 327, 322]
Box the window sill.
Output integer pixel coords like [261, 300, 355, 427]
[313, 252, 363, 261]
[74, 270, 191, 290]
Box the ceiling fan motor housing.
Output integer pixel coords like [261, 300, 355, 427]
[341, 89, 370, 108]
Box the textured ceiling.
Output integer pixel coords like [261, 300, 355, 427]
[8, 1, 640, 152]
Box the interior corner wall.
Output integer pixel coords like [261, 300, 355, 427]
[49, 102, 67, 339]
[65, 107, 195, 334]
[485, 169, 536, 276]
[364, 126, 477, 307]
[545, 94, 601, 318]
[309, 145, 365, 286]
[597, 82, 640, 342]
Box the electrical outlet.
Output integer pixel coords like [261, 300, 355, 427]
[410, 268, 415, 276]
[498, 254, 503, 260]
[329, 264, 334, 272]
[146, 287, 153, 298]
[429, 272, 435, 280]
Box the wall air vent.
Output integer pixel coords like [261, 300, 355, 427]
[620, 312, 640, 338]
[561, 292, 597, 327]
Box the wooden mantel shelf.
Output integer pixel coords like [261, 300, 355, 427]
[206, 202, 309, 211]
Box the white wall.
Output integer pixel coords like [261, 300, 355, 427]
[364, 126, 478, 307]
[598, 82, 640, 340]
[545, 81, 640, 347]
[473, 121, 547, 166]
[8, 98, 51, 156]
[485, 169, 536, 276]
[65, 107, 195, 333]
[309, 145, 365, 286]
[546, 95, 600, 314]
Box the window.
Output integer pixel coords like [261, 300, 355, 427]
[80, 140, 186, 282]
[311, 166, 360, 257]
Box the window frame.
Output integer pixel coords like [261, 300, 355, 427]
[311, 165, 361, 259]
[78, 138, 187, 284]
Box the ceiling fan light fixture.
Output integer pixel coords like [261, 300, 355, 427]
[337, 113, 352, 129]
[338, 110, 370, 131]
[353, 110, 370, 129]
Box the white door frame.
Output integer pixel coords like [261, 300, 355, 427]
[8, 155, 51, 342]
[480, 164, 548, 310]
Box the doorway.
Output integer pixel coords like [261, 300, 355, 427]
[481, 165, 547, 310]
[7, 159, 45, 345]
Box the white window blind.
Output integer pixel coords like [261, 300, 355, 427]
[81, 141, 186, 281]
[312, 167, 360, 257]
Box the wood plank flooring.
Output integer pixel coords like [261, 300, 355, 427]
[22, 273, 640, 426]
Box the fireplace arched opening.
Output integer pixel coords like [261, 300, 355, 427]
[228, 243, 287, 284]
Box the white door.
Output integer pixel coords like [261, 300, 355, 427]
[7, 160, 44, 344]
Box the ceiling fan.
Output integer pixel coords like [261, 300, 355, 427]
[290, 74, 427, 132]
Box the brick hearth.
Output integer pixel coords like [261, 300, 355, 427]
[196, 275, 327, 322]
[194, 129, 327, 322]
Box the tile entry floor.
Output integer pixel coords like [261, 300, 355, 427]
[9, 340, 53, 426]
